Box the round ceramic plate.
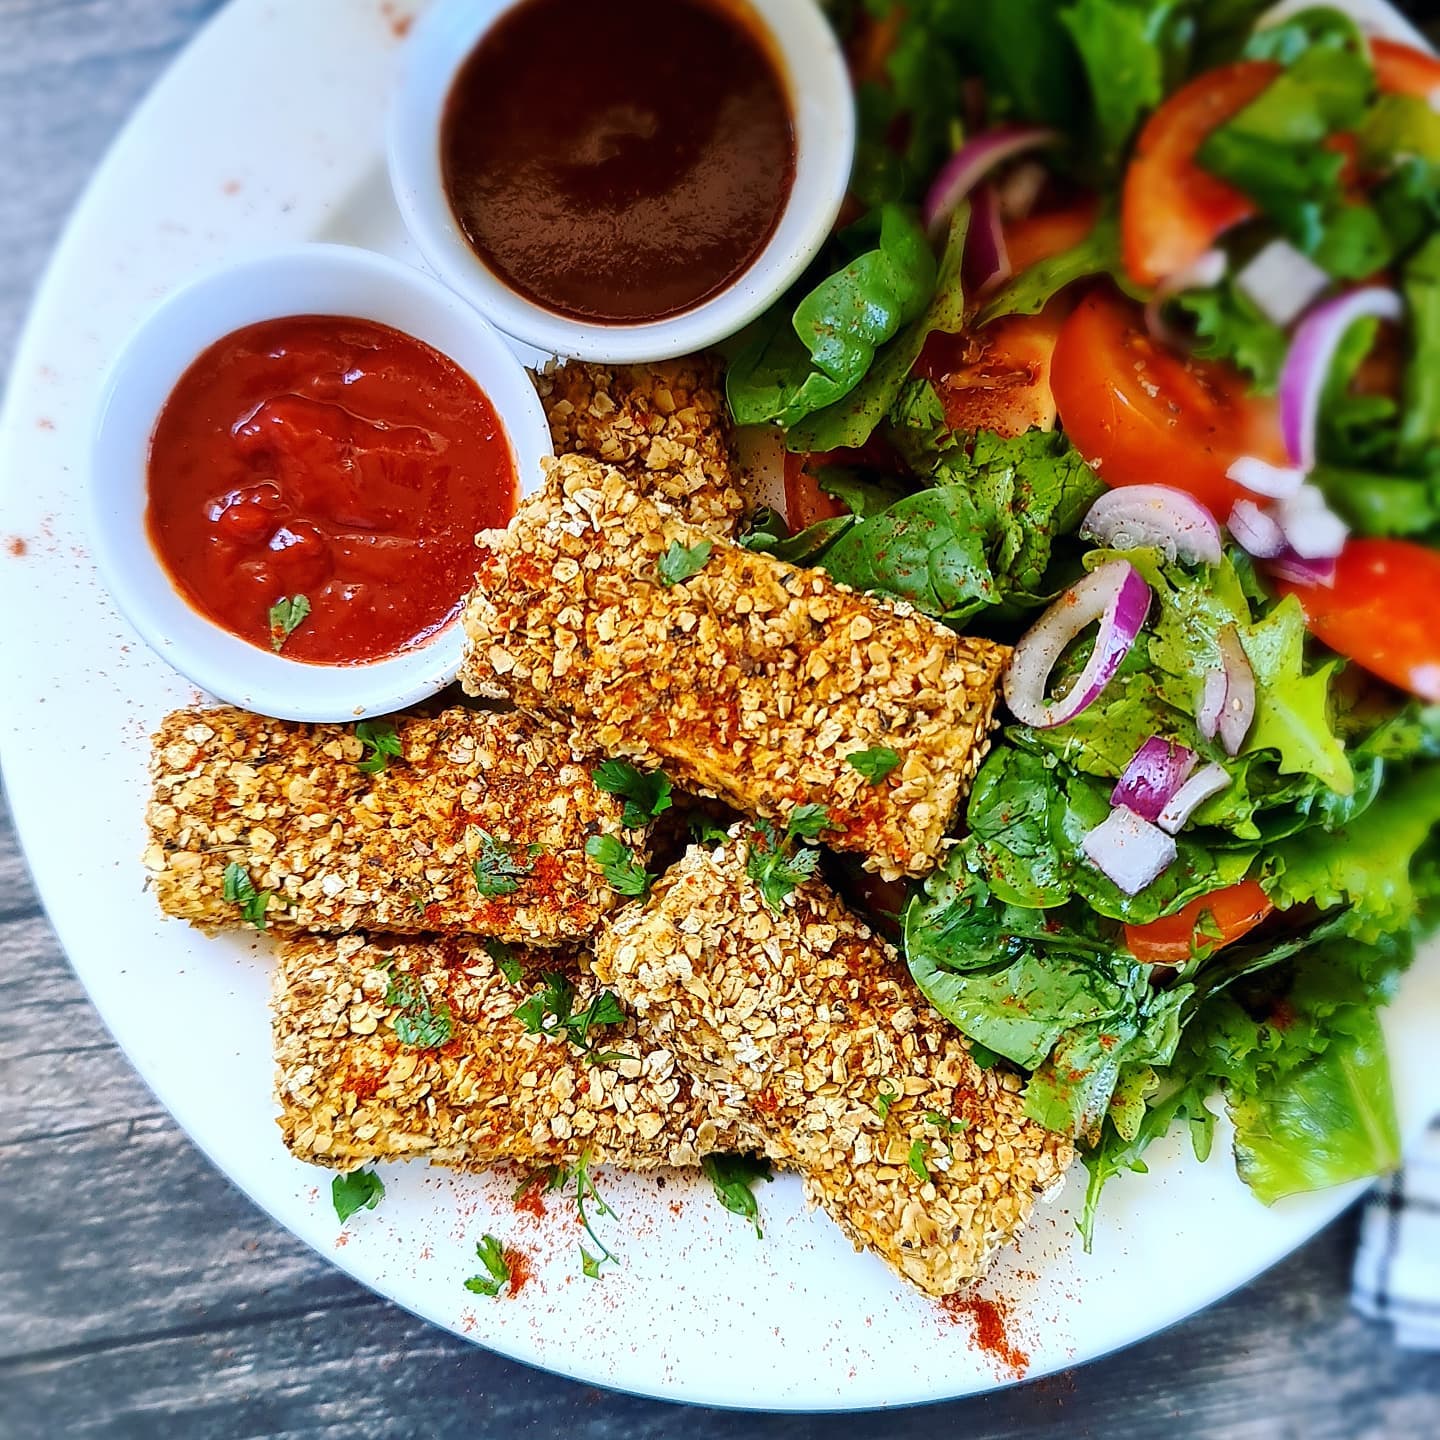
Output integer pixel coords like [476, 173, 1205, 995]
[1, 0, 1436, 1411]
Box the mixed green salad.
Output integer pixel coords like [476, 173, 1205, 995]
[726, 0, 1440, 1236]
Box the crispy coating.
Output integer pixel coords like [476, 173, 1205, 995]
[533, 356, 745, 536]
[459, 456, 1007, 878]
[273, 933, 746, 1172]
[592, 834, 1074, 1295]
[144, 707, 638, 944]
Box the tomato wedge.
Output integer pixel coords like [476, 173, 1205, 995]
[1371, 37, 1440, 100]
[1125, 880, 1274, 964]
[1121, 61, 1280, 287]
[783, 450, 852, 530]
[1051, 288, 1287, 515]
[1004, 197, 1100, 275]
[1275, 539, 1440, 702]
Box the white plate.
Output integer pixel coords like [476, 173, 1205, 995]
[1, 0, 1435, 1411]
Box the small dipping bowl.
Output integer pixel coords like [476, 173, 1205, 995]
[388, 0, 855, 362]
[89, 244, 552, 722]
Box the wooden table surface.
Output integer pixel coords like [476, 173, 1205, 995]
[3, 3, 1439, 1435]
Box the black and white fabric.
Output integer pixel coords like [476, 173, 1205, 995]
[1352, 1121, 1440, 1349]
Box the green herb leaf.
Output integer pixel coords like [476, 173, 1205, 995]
[580, 1246, 603, 1279]
[584, 834, 654, 898]
[745, 820, 822, 913]
[472, 830, 538, 898]
[591, 760, 674, 828]
[464, 1234, 512, 1297]
[268, 594, 311, 652]
[907, 1138, 931, 1184]
[514, 970, 629, 1063]
[701, 1152, 774, 1238]
[785, 803, 835, 842]
[332, 1168, 384, 1224]
[384, 969, 454, 1050]
[875, 1084, 897, 1121]
[846, 746, 902, 785]
[1171, 279, 1290, 392]
[485, 938, 525, 985]
[221, 861, 278, 930]
[657, 539, 713, 588]
[354, 719, 402, 776]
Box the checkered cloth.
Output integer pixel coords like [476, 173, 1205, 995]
[1352, 1121, 1440, 1348]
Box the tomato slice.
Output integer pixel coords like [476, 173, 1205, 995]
[1371, 37, 1440, 100]
[1051, 288, 1287, 515]
[1125, 880, 1274, 965]
[1121, 61, 1280, 288]
[783, 450, 851, 530]
[1275, 539, 1440, 702]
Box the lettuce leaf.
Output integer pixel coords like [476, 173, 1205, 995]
[1171, 279, 1290, 392]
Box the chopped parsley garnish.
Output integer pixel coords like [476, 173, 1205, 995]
[591, 760, 674, 828]
[745, 818, 821, 913]
[689, 815, 733, 846]
[267, 594, 311, 652]
[472, 830, 539, 898]
[354, 719, 402, 775]
[875, 1084, 898, 1121]
[464, 1234, 512, 1297]
[514, 971, 630, 1065]
[585, 833, 654, 897]
[846, 746, 902, 784]
[384, 970, 454, 1049]
[923, 1110, 968, 1136]
[221, 861, 278, 930]
[485, 938, 525, 985]
[967, 1042, 1000, 1071]
[580, 1246, 604, 1279]
[907, 1138, 931, 1184]
[785, 803, 836, 842]
[656, 538, 713, 587]
[701, 1153, 774, 1238]
[331, 1168, 384, 1224]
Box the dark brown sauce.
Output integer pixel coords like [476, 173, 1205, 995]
[440, 0, 796, 324]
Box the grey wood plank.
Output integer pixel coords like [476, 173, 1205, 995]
[2, 2, 1440, 1437]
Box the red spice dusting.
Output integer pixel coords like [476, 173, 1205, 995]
[36, 417, 55, 431]
[513, 1176, 548, 1219]
[940, 1294, 1030, 1378]
[503, 1246, 533, 1295]
[6, 537, 26, 557]
[221, 179, 242, 196]
[345, 1069, 383, 1101]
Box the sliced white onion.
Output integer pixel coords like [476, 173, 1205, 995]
[1003, 561, 1152, 729]
[1112, 738, 1198, 823]
[923, 126, 1060, 237]
[1235, 239, 1332, 327]
[1156, 763, 1232, 835]
[1267, 550, 1338, 587]
[1083, 806, 1178, 894]
[1196, 667, 1227, 741]
[1279, 287, 1404, 469]
[1226, 455, 1306, 500]
[1216, 625, 1256, 756]
[996, 160, 1048, 222]
[1081, 486, 1223, 566]
[1228, 500, 1287, 558]
[1275, 483, 1349, 559]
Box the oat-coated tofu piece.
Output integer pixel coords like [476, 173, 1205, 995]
[460, 455, 1008, 879]
[144, 706, 639, 945]
[533, 355, 745, 536]
[591, 833, 1074, 1296]
[273, 933, 746, 1172]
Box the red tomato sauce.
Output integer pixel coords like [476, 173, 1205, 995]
[145, 315, 516, 664]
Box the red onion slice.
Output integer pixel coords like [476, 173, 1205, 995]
[1156, 762, 1232, 835]
[1081, 486, 1223, 566]
[1112, 737, 1198, 822]
[923, 126, 1060, 238]
[1083, 806, 1178, 895]
[1196, 668, 1227, 741]
[1266, 551, 1338, 587]
[1275, 484, 1348, 559]
[1235, 239, 1331, 327]
[1226, 455, 1305, 500]
[1217, 625, 1256, 756]
[964, 184, 1011, 296]
[1003, 561, 1152, 729]
[1279, 287, 1404, 469]
[1228, 500, 1286, 559]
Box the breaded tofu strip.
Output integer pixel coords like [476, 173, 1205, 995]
[145, 707, 639, 944]
[534, 356, 745, 535]
[460, 456, 1007, 878]
[592, 834, 1073, 1295]
[274, 933, 745, 1172]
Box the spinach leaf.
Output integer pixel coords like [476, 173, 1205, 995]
[1059, 0, 1170, 171]
[974, 214, 1137, 326]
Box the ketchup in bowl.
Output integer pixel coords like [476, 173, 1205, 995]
[144, 316, 516, 665]
[440, 0, 796, 325]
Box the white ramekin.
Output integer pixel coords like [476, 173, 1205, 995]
[89, 243, 552, 722]
[387, 0, 855, 363]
